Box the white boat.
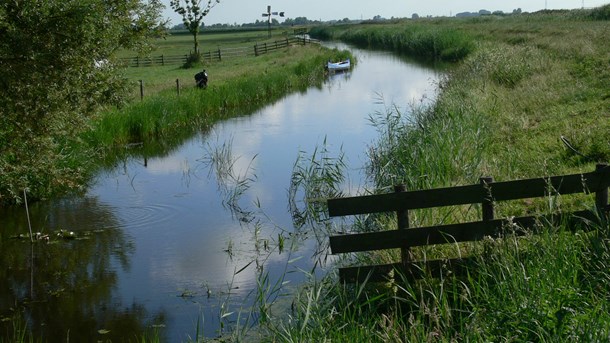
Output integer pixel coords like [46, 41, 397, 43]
[327, 58, 351, 72]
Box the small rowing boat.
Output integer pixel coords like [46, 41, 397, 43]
[327, 58, 351, 72]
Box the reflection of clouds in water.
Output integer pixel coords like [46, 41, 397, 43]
[146, 156, 191, 175]
[92, 44, 442, 338]
[146, 225, 257, 292]
[144, 218, 303, 299]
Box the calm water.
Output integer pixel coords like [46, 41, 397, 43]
[0, 44, 441, 341]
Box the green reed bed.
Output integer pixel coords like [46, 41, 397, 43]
[310, 24, 475, 62]
[264, 7, 610, 342]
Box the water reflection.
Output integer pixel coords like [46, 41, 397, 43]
[1, 43, 442, 340]
[0, 197, 167, 341]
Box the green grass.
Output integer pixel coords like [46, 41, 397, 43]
[120, 32, 326, 99]
[262, 6, 610, 342]
[115, 28, 286, 58]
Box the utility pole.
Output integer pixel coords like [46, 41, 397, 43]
[262, 5, 285, 38]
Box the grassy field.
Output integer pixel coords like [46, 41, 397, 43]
[86, 30, 351, 167]
[116, 27, 283, 57]
[253, 7, 610, 342]
[119, 28, 317, 99]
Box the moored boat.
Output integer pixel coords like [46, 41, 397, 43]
[327, 58, 351, 72]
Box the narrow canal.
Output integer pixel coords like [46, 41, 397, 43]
[0, 44, 442, 341]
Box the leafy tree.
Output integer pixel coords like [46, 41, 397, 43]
[170, 0, 220, 57]
[0, 0, 166, 205]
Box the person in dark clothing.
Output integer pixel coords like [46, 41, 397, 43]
[195, 69, 208, 88]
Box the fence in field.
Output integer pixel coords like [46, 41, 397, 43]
[327, 164, 610, 284]
[120, 36, 319, 67]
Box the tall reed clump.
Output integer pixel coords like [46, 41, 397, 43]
[465, 223, 610, 340]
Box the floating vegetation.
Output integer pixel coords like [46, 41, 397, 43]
[10, 228, 109, 243]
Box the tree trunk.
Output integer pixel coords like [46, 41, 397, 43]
[193, 31, 199, 55]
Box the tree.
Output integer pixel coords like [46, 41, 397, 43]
[170, 0, 220, 57]
[0, 0, 167, 204]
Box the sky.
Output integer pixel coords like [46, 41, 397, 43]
[161, 0, 609, 26]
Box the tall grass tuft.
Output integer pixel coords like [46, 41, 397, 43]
[288, 137, 346, 231]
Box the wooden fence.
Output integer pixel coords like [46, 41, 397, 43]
[120, 36, 319, 67]
[327, 164, 610, 284]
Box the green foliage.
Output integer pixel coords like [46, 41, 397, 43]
[0, 0, 166, 205]
[170, 0, 220, 54]
[589, 4, 610, 20]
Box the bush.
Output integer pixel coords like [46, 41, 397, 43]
[590, 4, 610, 20]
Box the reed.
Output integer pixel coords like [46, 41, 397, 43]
[311, 24, 475, 62]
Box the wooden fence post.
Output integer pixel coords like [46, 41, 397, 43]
[136, 56, 140, 67]
[176, 79, 180, 96]
[596, 163, 609, 225]
[254, 44, 258, 57]
[217, 48, 222, 61]
[480, 177, 495, 221]
[139, 80, 144, 101]
[161, 55, 165, 66]
[394, 184, 411, 271]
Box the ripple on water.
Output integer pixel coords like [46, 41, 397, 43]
[120, 202, 184, 231]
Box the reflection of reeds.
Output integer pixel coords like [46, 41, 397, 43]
[199, 136, 258, 222]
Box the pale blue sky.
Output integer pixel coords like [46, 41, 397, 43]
[162, 0, 609, 26]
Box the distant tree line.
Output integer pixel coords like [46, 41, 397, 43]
[169, 16, 359, 31]
[171, 8, 537, 31]
[455, 8, 522, 18]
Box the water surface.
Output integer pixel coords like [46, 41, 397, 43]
[0, 44, 441, 341]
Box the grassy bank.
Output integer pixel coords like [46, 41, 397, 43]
[266, 6, 610, 342]
[87, 43, 350, 152]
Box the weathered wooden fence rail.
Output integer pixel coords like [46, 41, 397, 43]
[120, 36, 319, 67]
[327, 164, 610, 284]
